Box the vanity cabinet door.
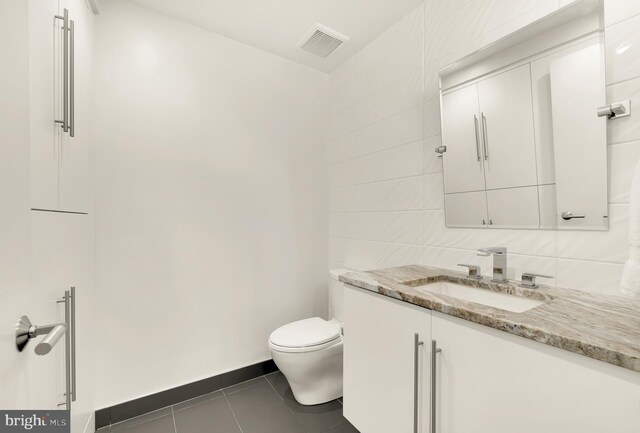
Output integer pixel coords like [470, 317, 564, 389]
[441, 84, 486, 194]
[477, 65, 537, 190]
[431, 311, 640, 433]
[343, 286, 432, 433]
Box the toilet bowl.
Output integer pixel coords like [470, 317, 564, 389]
[268, 269, 349, 405]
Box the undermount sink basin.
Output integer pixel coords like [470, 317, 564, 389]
[416, 281, 545, 313]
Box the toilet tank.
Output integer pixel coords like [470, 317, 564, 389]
[329, 269, 350, 322]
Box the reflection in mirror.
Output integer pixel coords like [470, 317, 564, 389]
[438, 0, 607, 231]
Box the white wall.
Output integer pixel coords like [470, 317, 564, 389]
[328, 0, 640, 296]
[93, 0, 329, 407]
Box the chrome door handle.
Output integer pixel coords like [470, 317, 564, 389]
[54, 9, 74, 137]
[561, 211, 585, 220]
[70, 287, 76, 401]
[70, 19, 75, 138]
[473, 115, 481, 161]
[481, 113, 488, 160]
[58, 288, 76, 407]
[431, 340, 441, 433]
[414, 333, 424, 433]
[63, 290, 72, 408]
[54, 9, 69, 132]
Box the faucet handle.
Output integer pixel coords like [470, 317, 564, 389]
[457, 264, 482, 280]
[521, 272, 553, 288]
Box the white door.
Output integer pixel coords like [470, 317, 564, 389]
[29, 0, 62, 211]
[59, 0, 92, 213]
[31, 211, 95, 433]
[478, 65, 538, 190]
[343, 286, 431, 433]
[444, 191, 488, 228]
[441, 84, 486, 194]
[432, 311, 640, 433]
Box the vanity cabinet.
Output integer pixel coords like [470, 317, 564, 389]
[344, 285, 640, 433]
[29, 0, 92, 213]
[431, 311, 640, 433]
[441, 64, 539, 228]
[343, 286, 432, 433]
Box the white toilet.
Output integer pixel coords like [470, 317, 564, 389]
[268, 269, 349, 405]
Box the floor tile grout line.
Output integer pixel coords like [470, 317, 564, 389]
[264, 374, 309, 432]
[222, 392, 245, 433]
[172, 391, 225, 412]
[222, 379, 267, 397]
[170, 406, 177, 433]
[264, 374, 286, 403]
[108, 409, 173, 432]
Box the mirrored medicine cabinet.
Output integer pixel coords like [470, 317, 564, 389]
[438, 0, 608, 231]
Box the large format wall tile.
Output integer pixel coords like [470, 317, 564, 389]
[605, 14, 640, 84]
[327, 0, 640, 296]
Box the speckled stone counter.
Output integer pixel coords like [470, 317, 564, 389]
[340, 265, 640, 373]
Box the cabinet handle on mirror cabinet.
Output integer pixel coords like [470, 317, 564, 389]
[431, 340, 441, 433]
[481, 113, 489, 160]
[473, 115, 481, 161]
[414, 333, 424, 433]
[561, 211, 585, 220]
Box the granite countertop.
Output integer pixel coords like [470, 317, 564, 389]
[339, 265, 640, 373]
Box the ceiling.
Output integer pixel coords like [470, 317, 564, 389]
[124, 0, 425, 73]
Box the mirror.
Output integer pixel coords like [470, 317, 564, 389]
[438, 0, 607, 231]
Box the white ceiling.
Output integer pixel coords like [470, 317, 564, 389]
[124, 0, 425, 73]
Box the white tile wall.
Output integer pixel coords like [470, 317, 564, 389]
[328, 0, 640, 295]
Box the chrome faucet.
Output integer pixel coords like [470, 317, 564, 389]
[477, 247, 508, 282]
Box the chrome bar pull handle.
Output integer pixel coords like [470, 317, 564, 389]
[481, 113, 489, 160]
[63, 9, 69, 133]
[414, 333, 424, 433]
[430, 340, 441, 433]
[561, 211, 585, 220]
[70, 287, 76, 401]
[64, 290, 72, 408]
[54, 10, 70, 132]
[473, 115, 481, 161]
[69, 20, 75, 138]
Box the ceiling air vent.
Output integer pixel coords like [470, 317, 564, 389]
[298, 23, 350, 58]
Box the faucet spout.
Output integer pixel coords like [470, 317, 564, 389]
[477, 247, 508, 282]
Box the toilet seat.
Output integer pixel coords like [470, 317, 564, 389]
[269, 317, 341, 353]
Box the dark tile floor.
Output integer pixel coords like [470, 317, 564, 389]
[96, 371, 359, 433]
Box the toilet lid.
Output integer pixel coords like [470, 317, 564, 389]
[269, 317, 341, 348]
